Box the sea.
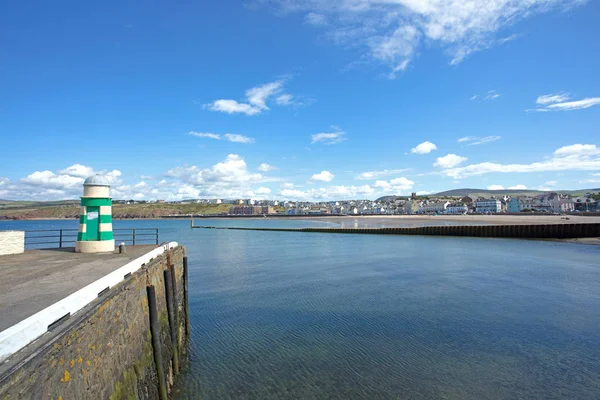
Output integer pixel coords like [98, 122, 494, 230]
[2, 218, 599, 399]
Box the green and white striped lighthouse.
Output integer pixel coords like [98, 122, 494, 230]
[75, 175, 115, 253]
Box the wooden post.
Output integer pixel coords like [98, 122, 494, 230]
[183, 256, 191, 336]
[163, 269, 180, 374]
[146, 285, 168, 400]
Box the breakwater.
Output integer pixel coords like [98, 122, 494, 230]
[0, 245, 190, 400]
[192, 223, 600, 239]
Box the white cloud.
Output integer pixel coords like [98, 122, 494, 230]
[224, 133, 255, 143]
[311, 170, 335, 182]
[57, 164, 95, 178]
[188, 131, 221, 140]
[440, 144, 600, 179]
[188, 131, 255, 143]
[470, 90, 501, 101]
[255, 187, 272, 195]
[257, 163, 277, 172]
[531, 95, 600, 112]
[411, 141, 437, 154]
[164, 154, 272, 199]
[487, 184, 530, 191]
[434, 154, 468, 168]
[246, 80, 285, 110]
[543, 180, 558, 187]
[262, 0, 586, 75]
[205, 79, 298, 115]
[547, 98, 600, 111]
[205, 99, 262, 116]
[487, 185, 504, 190]
[305, 12, 328, 26]
[458, 136, 501, 146]
[275, 94, 293, 105]
[311, 127, 346, 144]
[4, 164, 122, 200]
[554, 144, 600, 157]
[536, 93, 570, 105]
[279, 184, 377, 201]
[374, 177, 415, 192]
[355, 169, 409, 180]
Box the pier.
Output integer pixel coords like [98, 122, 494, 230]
[0, 243, 190, 399]
[191, 222, 600, 239]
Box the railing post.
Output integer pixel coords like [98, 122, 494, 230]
[156, 228, 159, 245]
[59, 229, 63, 248]
[133, 228, 136, 246]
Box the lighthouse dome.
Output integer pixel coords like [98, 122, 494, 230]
[83, 174, 110, 187]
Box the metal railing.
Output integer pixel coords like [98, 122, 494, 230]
[24, 228, 159, 249]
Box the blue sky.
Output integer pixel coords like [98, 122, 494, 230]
[1, 0, 600, 201]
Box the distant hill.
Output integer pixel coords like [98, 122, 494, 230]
[376, 188, 600, 202]
[434, 188, 600, 198]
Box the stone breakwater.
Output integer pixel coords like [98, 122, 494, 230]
[0, 246, 189, 400]
[193, 223, 600, 239]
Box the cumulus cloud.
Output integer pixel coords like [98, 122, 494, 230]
[257, 163, 277, 172]
[57, 164, 95, 178]
[279, 185, 376, 201]
[311, 126, 347, 144]
[205, 99, 262, 116]
[355, 169, 409, 180]
[255, 187, 272, 195]
[1, 164, 122, 200]
[204, 79, 299, 115]
[188, 131, 255, 143]
[411, 141, 437, 154]
[311, 170, 335, 182]
[260, 0, 586, 76]
[530, 94, 600, 112]
[457, 136, 501, 146]
[487, 185, 504, 190]
[434, 154, 468, 168]
[373, 177, 415, 191]
[508, 185, 527, 190]
[440, 144, 600, 179]
[554, 144, 600, 157]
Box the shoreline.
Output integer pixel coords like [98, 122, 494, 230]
[2, 214, 600, 224]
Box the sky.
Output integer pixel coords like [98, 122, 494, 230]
[1, 0, 600, 202]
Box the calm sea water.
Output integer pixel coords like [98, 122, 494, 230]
[2, 219, 600, 399]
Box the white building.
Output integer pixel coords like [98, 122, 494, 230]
[475, 199, 502, 213]
[445, 204, 468, 215]
[420, 201, 450, 214]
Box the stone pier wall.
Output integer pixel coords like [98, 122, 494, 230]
[0, 246, 188, 400]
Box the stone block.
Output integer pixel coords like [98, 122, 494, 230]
[0, 231, 25, 256]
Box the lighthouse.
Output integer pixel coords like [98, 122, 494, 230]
[75, 174, 115, 253]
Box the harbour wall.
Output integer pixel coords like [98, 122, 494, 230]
[0, 246, 190, 400]
[193, 223, 600, 239]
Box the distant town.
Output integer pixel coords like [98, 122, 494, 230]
[114, 191, 600, 216]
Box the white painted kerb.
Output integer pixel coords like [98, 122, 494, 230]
[0, 242, 178, 362]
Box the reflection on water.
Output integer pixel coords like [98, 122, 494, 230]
[2, 219, 599, 399]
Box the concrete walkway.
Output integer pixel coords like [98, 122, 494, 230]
[0, 246, 155, 332]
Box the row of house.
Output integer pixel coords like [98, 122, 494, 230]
[142, 191, 599, 215]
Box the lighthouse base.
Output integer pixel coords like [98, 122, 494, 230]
[76, 240, 115, 253]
